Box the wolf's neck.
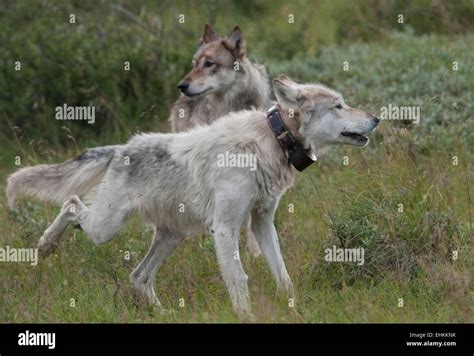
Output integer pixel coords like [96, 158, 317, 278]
[212, 58, 270, 110]
[277, 104, 330, 158]
[275, 104, 305, 145]
[250, 111, 296, 189]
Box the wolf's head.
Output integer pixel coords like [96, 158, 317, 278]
[177, 24, 246, 98]
[273, 75, 379, 154]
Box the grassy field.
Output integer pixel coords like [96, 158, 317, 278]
[0, 29, 472, 323]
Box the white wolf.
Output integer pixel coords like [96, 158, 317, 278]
[6, 75, 379, 317]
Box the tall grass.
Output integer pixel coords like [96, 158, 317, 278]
[0, 1, 472, 322]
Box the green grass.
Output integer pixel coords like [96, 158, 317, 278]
[0, 4, 473, 322]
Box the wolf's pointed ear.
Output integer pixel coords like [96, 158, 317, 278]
[276, 74, 297, 86]
[223, 26, 246, 59]
[273, 75, 299, 106]
[201, 24, 218, 44]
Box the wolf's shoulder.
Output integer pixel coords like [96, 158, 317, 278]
[125, 132, 174, 149]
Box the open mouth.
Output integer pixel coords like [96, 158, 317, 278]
[340, 131, 369, 145]
[185, 87, 213, 98]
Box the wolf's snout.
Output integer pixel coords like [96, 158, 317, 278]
[177, 81, 189, 93]
[373, 116, 380, 124]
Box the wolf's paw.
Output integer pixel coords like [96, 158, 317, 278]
[37, 235, 58, 258]
[157, 305, 173, 315]
[237, 309, 256, 322]
[246, 234, 262, 257]
[130, 274, 166, 310]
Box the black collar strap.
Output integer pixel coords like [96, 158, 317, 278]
[266, 106, 317, 172]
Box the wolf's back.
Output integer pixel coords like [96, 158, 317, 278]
[6, 146, 117, 208]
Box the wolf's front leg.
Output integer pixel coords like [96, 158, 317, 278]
[211, 223, 251, 317]
[251, 204, 294, 298]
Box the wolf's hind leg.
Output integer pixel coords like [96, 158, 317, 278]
[246, 216, 262, 257]
[130, 229, 185, 309]
[37, 195, 87, 257]
[38, 189, 130, 256]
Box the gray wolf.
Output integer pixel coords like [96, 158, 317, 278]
[170, 24, 271, 132]
[170, 24, 271, 256]
[6, 75, 379, 317]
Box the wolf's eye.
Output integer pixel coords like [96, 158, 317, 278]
[203, 60, 215, 68]
[335, 104, 343, 109]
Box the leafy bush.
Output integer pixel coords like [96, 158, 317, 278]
[1, 0, 473, 149]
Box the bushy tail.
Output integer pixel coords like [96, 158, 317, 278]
[6, 146, 117, 209]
